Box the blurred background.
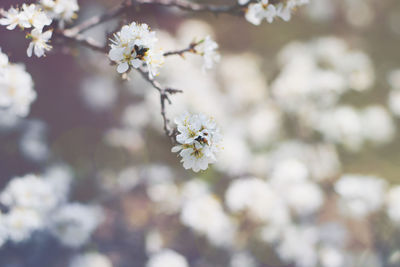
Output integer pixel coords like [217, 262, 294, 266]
[2, 0, 400, 266]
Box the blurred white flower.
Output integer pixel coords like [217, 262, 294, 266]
[276, 226, 318, 267]
[70, 252, 112, 267]
[0, 61, 36, 117]
[0, 7, 30, 30]
[40, 0, 79, 28]
[230, 252, 257, 267]
[172, 113, 222, 172]
[3, 208, 43, 243]
[180, 193, 235, 247]
[225, 177, 290, 224]
[361, 106, 395, 145]
[386, 185, 400, 223]
[147, 249, 188, 267]
[108, 22, 164, 77]
[335, 174, 387, 218]
[27, 28, 53, 57]
[199, 36, 220, 70]
[0, 174, 57, 214]
[49, 203, 103, 247]
[80, 75, 118, 112]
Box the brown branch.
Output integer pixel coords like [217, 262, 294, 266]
[54, 31, 181, 139]
[163, 40, 202, 57]
[63, 0, 132, 36]
[131, 0, 247, 15]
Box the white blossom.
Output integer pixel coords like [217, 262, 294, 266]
[0, 60, 36, 117]
[27, 28, 53, 57]
[199, 36, 220, 70]
[49, 203, 103, 247]
[0, 174, 58, 214]
[3, 208, 43, 243]
[0, 7, 29, 30]
[147, 249, 188, 267]
[40, 0, 79, 28]
[335, 174, 387, 218]
[69, 252, 112, 267]
[108, 22, 164, 78]
[180, 193, 235, 247]
[386, 186, 400, 223]
[172, 112, 222, 172]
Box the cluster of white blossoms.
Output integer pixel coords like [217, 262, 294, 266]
[242, 0, 310, 25]
[0, 169, 103, 249]
[0, 49, 36, 117]
[109, 22, 164, 78]
[172, 113, 222, 172]
[0, 0, 79, 57]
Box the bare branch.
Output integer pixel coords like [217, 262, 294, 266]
[131, 0, 247, 15]
[54, 31, 181, 139]
[63, 0, 131, 36]
[163, 40, 202, 57]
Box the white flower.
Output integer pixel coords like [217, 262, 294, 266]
[49, 203, 103, 247]
[20, 4, 52, 31]
[180, 193, 235, 247]
[0, 62, 37, 117]
[3, 208, 43, 243]
[361, 105, 395, 145]
[335, 174, 387, 218]
[245, 0, 277, 25]
[27, 28, 53, 57]
[0, 7, 30, 30]
[199, 36, 220, 70]
[225, 177, 290, 224]
[147, 250, 188, 267]
[108, 22, 164, 78]
[69, 252, 112, 267]
[172, 112, 222, 172]
[39, 0, 79, 28]
[386, 186, 400, 223]
[0, 174, 58, 214]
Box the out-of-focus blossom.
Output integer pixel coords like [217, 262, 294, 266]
[49, 203, 103, 247]
[147, 249, 188, 267]
[198, 36, 220, 70]
[386, 186, 400, 223]
[335, 174, 387, 218]
[180, 193, 236, 247]
[40, 0, 79, 28]
[69, 252, 113, 267]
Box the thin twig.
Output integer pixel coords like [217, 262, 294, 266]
[163, 40, 201, 57]
[63, 0, 131, 36]
[131, 0, 247, 15]
[54, 31, 181, 139]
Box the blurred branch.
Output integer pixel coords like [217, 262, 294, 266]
[62, 0, 253, 38]
[130, 0, 248, 15]
[63, 0, 132, 36]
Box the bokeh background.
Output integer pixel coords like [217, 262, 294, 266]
[2, 0, 400, 266]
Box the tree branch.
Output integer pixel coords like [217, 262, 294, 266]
[53, 31, 181, 139]
[163, 40, 202, 57]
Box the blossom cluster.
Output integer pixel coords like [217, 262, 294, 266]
[108, 22, 164, 78]
[0, 0, 79, 57]
[0, 49, 36, 117]
[0, 169, 103, 249]
[172, 113, 222, 172]
[242, 0, 310, 25]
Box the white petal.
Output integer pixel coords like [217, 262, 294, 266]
[117, 62, 129, 73]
